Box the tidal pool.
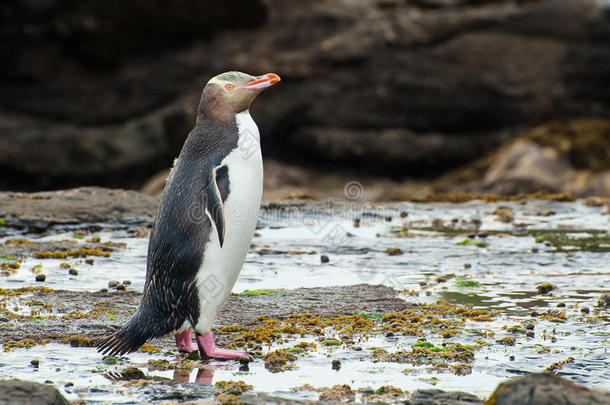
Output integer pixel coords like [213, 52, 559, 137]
[0, 199, 608, 403]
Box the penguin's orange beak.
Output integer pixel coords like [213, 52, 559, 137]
[241, 73, 281, 90]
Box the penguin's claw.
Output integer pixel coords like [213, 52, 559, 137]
[175, 329, 198, 353]
[197, 332, 252, 360]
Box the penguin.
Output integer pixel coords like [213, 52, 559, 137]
[98, 71, 280, 359]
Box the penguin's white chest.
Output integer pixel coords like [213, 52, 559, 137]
[194, 110, 263, 333]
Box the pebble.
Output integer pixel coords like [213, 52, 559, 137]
[526, 331, 535, 338]
[123, 280, 132, 285]
[108, 280, 120, 288]
[551, 337, 557, 343]
[116, 284, 126, 291]
[531, 246, 539, 253]
[598, 293, 610, 308]
[85, 259, 94, 265]
[525, 324, 535, 330]
[509, 355, 515, 361]
[557, 302, 566, 308]
[64, 382, 74, 387]
[35, 274, 46, 282]
[385, 216, 392, 222]
[353, 218, 361, 228]
[331, 359, 341, 370]
[320, 255, 330, 263]
[580, 307, 590, 314]
[386, 332, 394, 337]
[464, 263, 472, 269]
[30, 359, 39, 367]
[400, 211, 408, 218]
[68, 269, 78, 275]
[99, 288, 108, 293]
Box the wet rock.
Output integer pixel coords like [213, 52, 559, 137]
[488, 372, 610, 405]
[0, 379, 70, 405]
[319, 384, 355, 402]
[108, 280, 120, 288]
[537, 283, 556, 294]
[405, 389, 482, 404]
[385, 247, 404, 256]
[331, 359, 341, 370]
[116, 284, 126, 291]
[598, 293, 610, 308]
[320, 255, 330, 264]
[35, 274, 45, 282]
[0, 188, 158, 230]
[263, 349, 296, 373]
[68, 269, 78, 275]
[30, 360, 39, 367]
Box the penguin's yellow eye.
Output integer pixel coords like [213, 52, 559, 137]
[225, 83, 235, 91]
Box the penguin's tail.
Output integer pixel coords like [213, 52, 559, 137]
[97, 309, 161, 357]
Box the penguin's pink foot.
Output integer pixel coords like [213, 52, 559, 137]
[197, 332, 252, 360]
[175, 329, 198, 353]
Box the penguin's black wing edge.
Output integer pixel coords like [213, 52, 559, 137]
[206, 164, 227, 247]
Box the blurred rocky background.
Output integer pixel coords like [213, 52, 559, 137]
[1, 0, 609, 199]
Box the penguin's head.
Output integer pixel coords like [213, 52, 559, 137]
[198, 71, 280, 121]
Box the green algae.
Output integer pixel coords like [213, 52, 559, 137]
[239, 289, 293, 297]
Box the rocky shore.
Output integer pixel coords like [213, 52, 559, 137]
[0, 188, 609, 404]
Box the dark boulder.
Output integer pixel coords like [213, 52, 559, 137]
[0, 380, 69, 405]
[488, 372, 610, 405]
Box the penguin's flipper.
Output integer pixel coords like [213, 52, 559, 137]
[205, 165, 227, 247]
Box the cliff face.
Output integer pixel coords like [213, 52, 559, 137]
[1, 0, 609, 190]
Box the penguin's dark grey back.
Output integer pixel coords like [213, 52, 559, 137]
[98, 117, 239, 356]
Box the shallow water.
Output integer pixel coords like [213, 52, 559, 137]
[0, 199, 608, 402]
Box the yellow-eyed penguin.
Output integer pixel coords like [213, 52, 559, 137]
[98, 71, 280, 359]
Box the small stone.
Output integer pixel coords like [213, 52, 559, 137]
[239, 362, 250, 372]
[353, 218, 361, 228]
[108, 280, 120, 288]
[313, 328, 322, 334]
[530, 310, 540, 317]
[509, 355, 515, 361]
[320, 255, 330, 263]
[580, 307, 590, 314]
[116, 284, 126, 291]
[186, 351, 200, 360]
[85, 258, 94, 265]
[531, 246, 539, 253]
[353, 346, 362, 351]
[557, 302, 566, 308]
[30, 359, 39, 367]
[419, 281, 427, 286]
[68, 269, 78, 275]
[386, 332, 395, 337]
[385, 247, 404, 256]
[103, 356, 118, 365]
[551, 337, 557, 343]
[44, 380, 53, 384]
[468, 234, 476, 239]
[35, 274, 46, 282]
[525, 324, 535, 330]
[331, 359, 341, 370]
[385, 216, 392, 222]
[400, 211, 408, 218]
[478, 232, 488, 238]
[598, 293, 610, 308]
[64, 382, 74, 387]
[99, 288, 108, 293]
[123, 280, 131, 285]
[464, 263, 472, 269]
[526, 331, 535, 338]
